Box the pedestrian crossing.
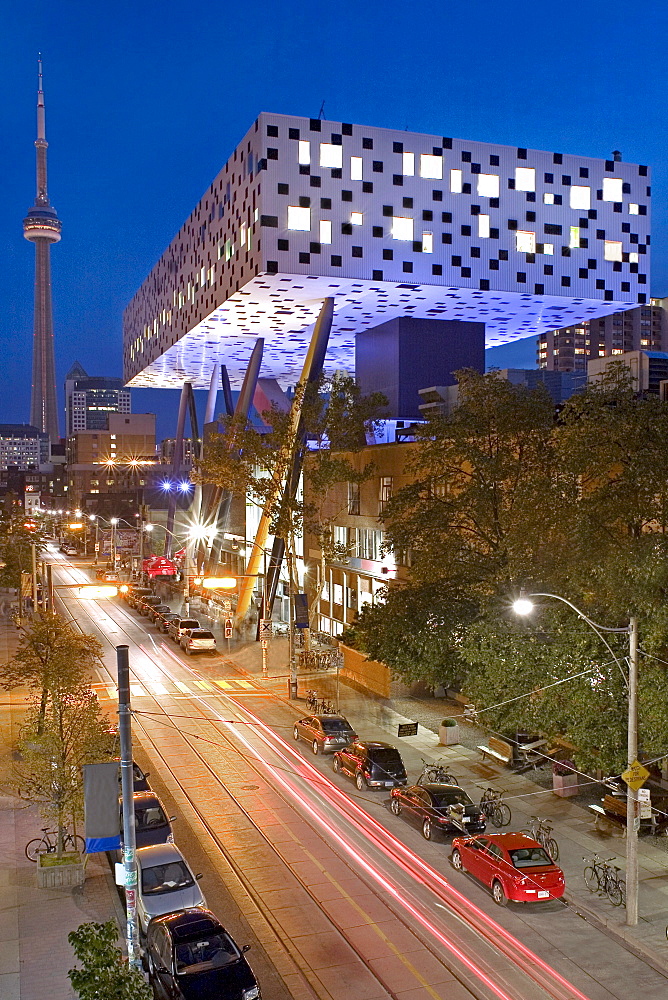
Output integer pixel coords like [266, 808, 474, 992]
[93, 676, 261, 700]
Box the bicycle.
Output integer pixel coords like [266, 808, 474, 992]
[479, 787, 511, 828]
[306, 689, 318, 712]
[416, 758, 458, 786]
[520, 816, 559, 861]
[25, 827, 85, 861]
[582, 854, 625, 906]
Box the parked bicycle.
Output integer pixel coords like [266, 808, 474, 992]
[479, 787, 512, 828]
[306, 689, 318, 712]
[319, 699, 336, 715]
[25, 827, 85, 861]
[520, 815, 559, 861]
[582, 853, 626, 906]
[416, 758, 458, 786]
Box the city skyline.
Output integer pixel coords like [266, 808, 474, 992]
[1, 1, 667, 436]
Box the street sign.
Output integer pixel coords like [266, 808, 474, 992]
[294, 593, 309, 628]
[94, 543, 100, 552]
[397, 722, 419, 738]
[259, 619, 273, 638]
[223, 600, 231, 612]
[224, 619, 233, 638]
[621, 759, 650, 790]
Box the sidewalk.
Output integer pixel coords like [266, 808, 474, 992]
[224, 631, 668, 979]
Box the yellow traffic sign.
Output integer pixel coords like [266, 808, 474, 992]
[621, 759, 650, 790]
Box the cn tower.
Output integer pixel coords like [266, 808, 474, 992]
[23, 56, 61, 442]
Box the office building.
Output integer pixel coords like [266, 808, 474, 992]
[64, 362, 131, 434]
[0, 424, 49, 470]
[537, 297, 667, 372]
[66, 413, 156, 507]
[588, 350, 668, 395]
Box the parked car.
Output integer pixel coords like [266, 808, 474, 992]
[138, 595, 164, 616]
[128, 587, 153, 609]
[135, 844, 205, 936]
[390, 783, 486, 840]
[63, 545, 78, 556]
[450, 832, 565, 906]
[180, 629, 217, 655]
[156, 611, 182, 633]
[332, 741, 407, 790]
[293, 714, 357, 755]
[147, 604, 172, 623]
[120, 791, 175, 850]
[145, 908, 261, 1000]
[168, 618, 200, 642]
[116, 761, 151, 792]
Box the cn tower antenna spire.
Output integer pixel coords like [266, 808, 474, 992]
[24, 54, 61, 442]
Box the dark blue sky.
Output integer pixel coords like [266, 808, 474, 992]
[2, 1, 666, 438]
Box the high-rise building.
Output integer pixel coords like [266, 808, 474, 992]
[64, 362, 131, 434]
[66, 412, 157, 508]
[23, 58, 61, 443]
[537, 297, 667, 372]
[0, 424, 49, 470]
[123, 113, 650, 402]
[588, 350, 668, 395]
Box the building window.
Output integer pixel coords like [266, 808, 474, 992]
[570, 185, 591, 210]
[379, 476, 393, 513]
[516, 230, 536, 253]
[320, 143, 343, 169]
[350, 212, 363, 226]
[319, 219, 332, 244]
[392, 216, 413, 241]
[287, 206, 311, 231]
[629, 203, 639, 215]
[350, 156, 363, 180]
[569, 226, 580, 249]
[450, 168, 463, 193]
[422, 232, 433, 253]
[477, 173, 499, 198]
[402, 152, 415, 176]
[604, 240, 623, 262]
[544, 192, 555, 205]
[478, 214, 490, 238]
[420, 153, 443, 179]
[603, 177, 623, 202]
[347, 481, 360, 515]
[543, 242, 554, 255]
[515, 167, 535, 191]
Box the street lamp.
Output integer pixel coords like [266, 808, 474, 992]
[110, 517, 119, 573]
[512, 590, 639, 927]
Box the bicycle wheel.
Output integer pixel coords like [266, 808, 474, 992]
[496, 803, 512, 827]
[25, 837, 48, 862]
[605, 876, 623, 907]
[583, 865, 600, 893]
[67, 834, 85, 853]
[617, 878, 626, 907]
[544, 837, 559, 862]
[489, 805, 503, 828]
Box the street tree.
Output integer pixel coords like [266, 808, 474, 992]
[68, 920, 152, 1000]
[0, 510, 48, 592]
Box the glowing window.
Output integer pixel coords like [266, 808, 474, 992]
[350, 212, 363, 226]
[569, 226, 580, 249]
[570, 185, 591, 210]
[478, 214, 490, 238]
[603, 177, 623, 202]
[604, 240, 623, 262]
[287, 206, 311, 231]
[629, 203, 639, 215]
[350, 156, 363, 180]
[420, 154, 443, 179]
[319, 220, 332, 244]
[392, 217, 414, 241]
[477, 174, 499, 198]
[544, 192, 555, 205]
[515, 167, 535, 192]
[629, 251, 638, 263]
[298, 140, 310, 165]
[422, 232, 433, 253]
[320, 143, 343, 169]
[402, 152, 415, 176]
[516, 230, 536, 253]
[450, 169, 463, 193]
[543, 243, 554, 255]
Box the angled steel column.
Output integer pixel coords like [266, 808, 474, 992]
[164, 382, 190, 557]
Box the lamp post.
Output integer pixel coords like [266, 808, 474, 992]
[513, 591, 640, 926]
[110, 517, 119, 572]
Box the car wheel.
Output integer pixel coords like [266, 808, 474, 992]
[355, 772, 367, 791]
[422, 818, 433, 841]
[332, 755, 340, 773]
[492, 879, 508, 906]
[293, 726, 300, 741]
[185, 646, 191, 655]
[312, 740, 319, 755]
[451, 848, 463, 871]
[391, 796, 402, 816]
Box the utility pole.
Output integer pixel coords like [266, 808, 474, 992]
[31, 542, 38, 613]
[116, 645, 140, 970]
[626, 616, 639, 926]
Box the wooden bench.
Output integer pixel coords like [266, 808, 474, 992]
[478, 737, 514, 766]
[589, 794, 665, 836]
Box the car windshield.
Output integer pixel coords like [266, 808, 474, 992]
[321, 718, 352, 733]
[179, 621, 199, 629]
[141, 860, 193, 895]
[134, 805, 168, 832]
[191, 630, 214, 638]
[509, 847, 553, 868]
[175, 932, 240, 974]
[431, 789, 473, 807]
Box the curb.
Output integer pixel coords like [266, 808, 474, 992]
[565, 892, 668, 978]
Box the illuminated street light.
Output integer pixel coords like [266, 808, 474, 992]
[202, 577, 236, 590]
[512, 597, 534, 616]
[77, 585, 118, 599]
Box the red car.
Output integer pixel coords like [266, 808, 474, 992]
[450, 832, 565, 906]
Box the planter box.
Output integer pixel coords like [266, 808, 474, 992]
[439, 725, 460, 746]
[37, 853, 85, 889]
[552, 774, 579, 798]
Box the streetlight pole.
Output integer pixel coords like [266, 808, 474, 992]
[116, 645, 140, 970]
[513, 591, 639, 927]
[110, 517, 118, 573]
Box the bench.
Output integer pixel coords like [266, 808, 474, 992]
[478, 737, 514, 766]
[589, 794, 665, 836]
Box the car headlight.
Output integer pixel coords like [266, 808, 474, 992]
[242, 988, 260, 999]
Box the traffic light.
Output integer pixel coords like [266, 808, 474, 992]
[224, 619, 233, 638]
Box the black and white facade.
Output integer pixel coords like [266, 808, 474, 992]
[124, 113, 650, 390]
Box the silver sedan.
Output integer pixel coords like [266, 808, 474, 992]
[135, 843, 206, 935]
[293, 714, 357, 755]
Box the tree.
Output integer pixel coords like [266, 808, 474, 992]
[0, 510, 48, 592]
[1, 612, 104, 734]
[68, 920, 152, 1000]
[14, 684, 115, 854]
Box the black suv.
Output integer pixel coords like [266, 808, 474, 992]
[333, 741, 407, 790]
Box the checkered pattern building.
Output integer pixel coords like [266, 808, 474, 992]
[123, 113, 650, 389]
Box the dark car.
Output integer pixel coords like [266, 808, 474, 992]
[146, 908, 261, 1000]
[293, 714, 357, 755]
[147, 604, 172, 623]
[138, 595, 164, 616]
[332, 740, 407, 790]
[116, 761, 151, 793]
[156, 610, 182, 633]
[121, 791, 175, 850]
[390, 783, 486, 841]
[128, 587, 153, 609]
